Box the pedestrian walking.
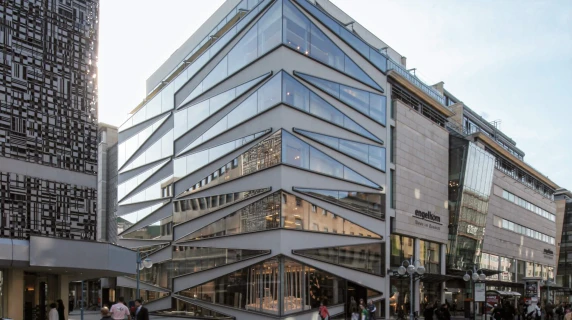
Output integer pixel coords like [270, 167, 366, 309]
[133, 299, 150, 320]
[360, 305, 369, 320]
[367, 300, 377, 320]
[49, 303, 59, 320]
[441, 303, 451, 320]
[110, 297, 132, 320]
[57, 299, 65, 320]
[319, 301, 330, 320]
[101, 307, 113, 320]
[350, 296, 359, 320]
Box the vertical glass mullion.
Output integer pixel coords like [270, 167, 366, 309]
[279, 257, 284, 315]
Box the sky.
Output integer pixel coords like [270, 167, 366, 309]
[98, 0, 572, 189]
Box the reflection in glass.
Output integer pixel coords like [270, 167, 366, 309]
[282, 131, 380, 188]
[294, 128, 386, 171]
[295, 72, 387, 125]
[117, 201, 168, 235]
[282, 72, 382, 143]
[390, 234, 414, 268]
[118, 159, 170, 201]
[118, 175, 173, 205]
[182, 1, 282, 105]
[173, 188, 271, 225]
[120, 130, 174, 173]
[419, 240, 440, 274]
[281, 191, 381, 238]
[178, 192, 281, 242]
[179, 257, 347, 316]
[174, 129, 270, 181]
[292, 0, 388, 74]
[115, 287, 169, 305]
[181, 131, 282, 197]
[171, 247, 270, 277]
[118, 114, 170, 168]
[293, 188, 385, 219]
[179, 73, 281, 155]
[175, 73, 271, 138]
[178, 190, 380, 243]
[293, 243, 384, 275]
[121, 216, 173, 240]
[282, 1, 382, 91]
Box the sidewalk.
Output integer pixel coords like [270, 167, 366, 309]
[69, 310, 199, 320]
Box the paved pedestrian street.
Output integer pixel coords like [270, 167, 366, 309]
[69, 311, 198, 320]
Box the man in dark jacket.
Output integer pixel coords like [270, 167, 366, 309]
[134, 299, 150, 320]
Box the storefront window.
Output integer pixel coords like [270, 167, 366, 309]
[499, 257, 514, 282]
[526, 261, 534, 277]
[419, 240, 440, 274]
[390, 234, 414, 268]
[517, 260, 525, 281]
[534, 263, 542, 277]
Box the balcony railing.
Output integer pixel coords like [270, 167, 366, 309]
[387, 59, 446, 106]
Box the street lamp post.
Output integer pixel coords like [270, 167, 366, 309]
[463, 267, 486, 320]
[136, 248, 153, 300]
[398, 257, 426, 320]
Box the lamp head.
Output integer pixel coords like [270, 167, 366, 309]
[463, 274, 470, 282]
[143, 258, 153, 269]
[398, 265, 406, 275]
[479, 273, 486, 281]
[472, 272, 479, 281]
[417, 265, 426, 275]
[407, 264, 416, 275]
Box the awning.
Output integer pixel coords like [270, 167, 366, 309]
[484, 280, 525, 288]
[486, 290, 521, 297]
[448, 268, 503, 277]
[419, 273, 461, 283]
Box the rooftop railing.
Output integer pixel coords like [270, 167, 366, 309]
[387, 59, 446, 106]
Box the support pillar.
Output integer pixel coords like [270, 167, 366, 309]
[6, 269, 24, 320]
[414, 239, 421, 315]
[59, 275, 69, 320]
[441, 244, 447, 303]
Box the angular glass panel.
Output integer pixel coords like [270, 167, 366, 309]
[118, 175, 173, 206]
[120, 130, 174, 173]
[293, 243, 384, 275]
[294, 128, 386, 171]
[179, 73, 281, 155]
[121, 216, 173, 240]
[282, 191, 381, 238]
[180, 1, 282, 105]
[282, 131, 380, 188]
[282, 73, 382, 142]
[283, 0, 310, 54]
[282, 1, 382, 91]
[294, 187, 385, 219]
[296, 72, 387, 125]
[117, 114, 170, 168]
[178, 256, 347, 315]
[174, 129, 270, 181]
[171, 247, 269, 278]
[173, 188, 271, 225]
[117, 159, 170, 201]
[179, 131, 282, 197]
[293, 0, 388, 74]
[116, 201, 168, 235]
[178, 192, 282, 242]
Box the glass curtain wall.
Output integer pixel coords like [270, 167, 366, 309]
[293, 243, 384, 275]
[179, 256, 350, 316]
[447, 136, 495, 270]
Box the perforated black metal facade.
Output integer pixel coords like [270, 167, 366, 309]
[0, 0, 99, 240]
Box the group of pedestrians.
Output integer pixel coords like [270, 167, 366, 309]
[99, 297, 150, 320]
[347, 297, 377, 320]
[490, 300, 572, 320]
[48, 299, 66, 320]
[422, 299, 452, 320]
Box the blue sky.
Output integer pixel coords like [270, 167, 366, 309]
[98, 0, 572, 189]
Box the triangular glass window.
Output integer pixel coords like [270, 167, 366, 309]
[292, 0, 388, 74]
[293, 187, 385, 220]
[282, 131, 380, 188]
[180, 0, 283, 105]
[155, 297, 233, 319]
[294, 128, 386, 171]
[118, 159, 170, 202]
[177, 190, 381, 243]
[118, 175, 173, 206]
[295, 71, 387, 125]
[120, 129, 174, 173]
[121, 216, 173, 241]
[282, 0, 382, 91]
[175, 72, 271, 139]
[178, 256, 375, 316]
[117, 201, 170, 235]
[293, 243, 384, 275]
[172, 247, 270, 277]
[174, 129, 271, 181]
[282, 72, 382, 143]
[173, 188, 272, 226]
[118, 114, 169, 169]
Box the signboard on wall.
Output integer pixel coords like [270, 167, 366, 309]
[475, 283, 486, 302]
[412, 209, 442, 231]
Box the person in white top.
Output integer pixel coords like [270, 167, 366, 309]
[110, 297, 132, 320]
[48, 303, 59, 320]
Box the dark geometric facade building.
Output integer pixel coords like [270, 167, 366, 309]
[0, 2, 134, 319]
[556, 189, 572, 287]
[0, 0, 99, 240]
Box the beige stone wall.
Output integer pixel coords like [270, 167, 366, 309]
[483, 169, 557, 266]
[394, 100, 449, 244]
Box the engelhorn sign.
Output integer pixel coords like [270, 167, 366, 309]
[415, 210, 441, 223]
